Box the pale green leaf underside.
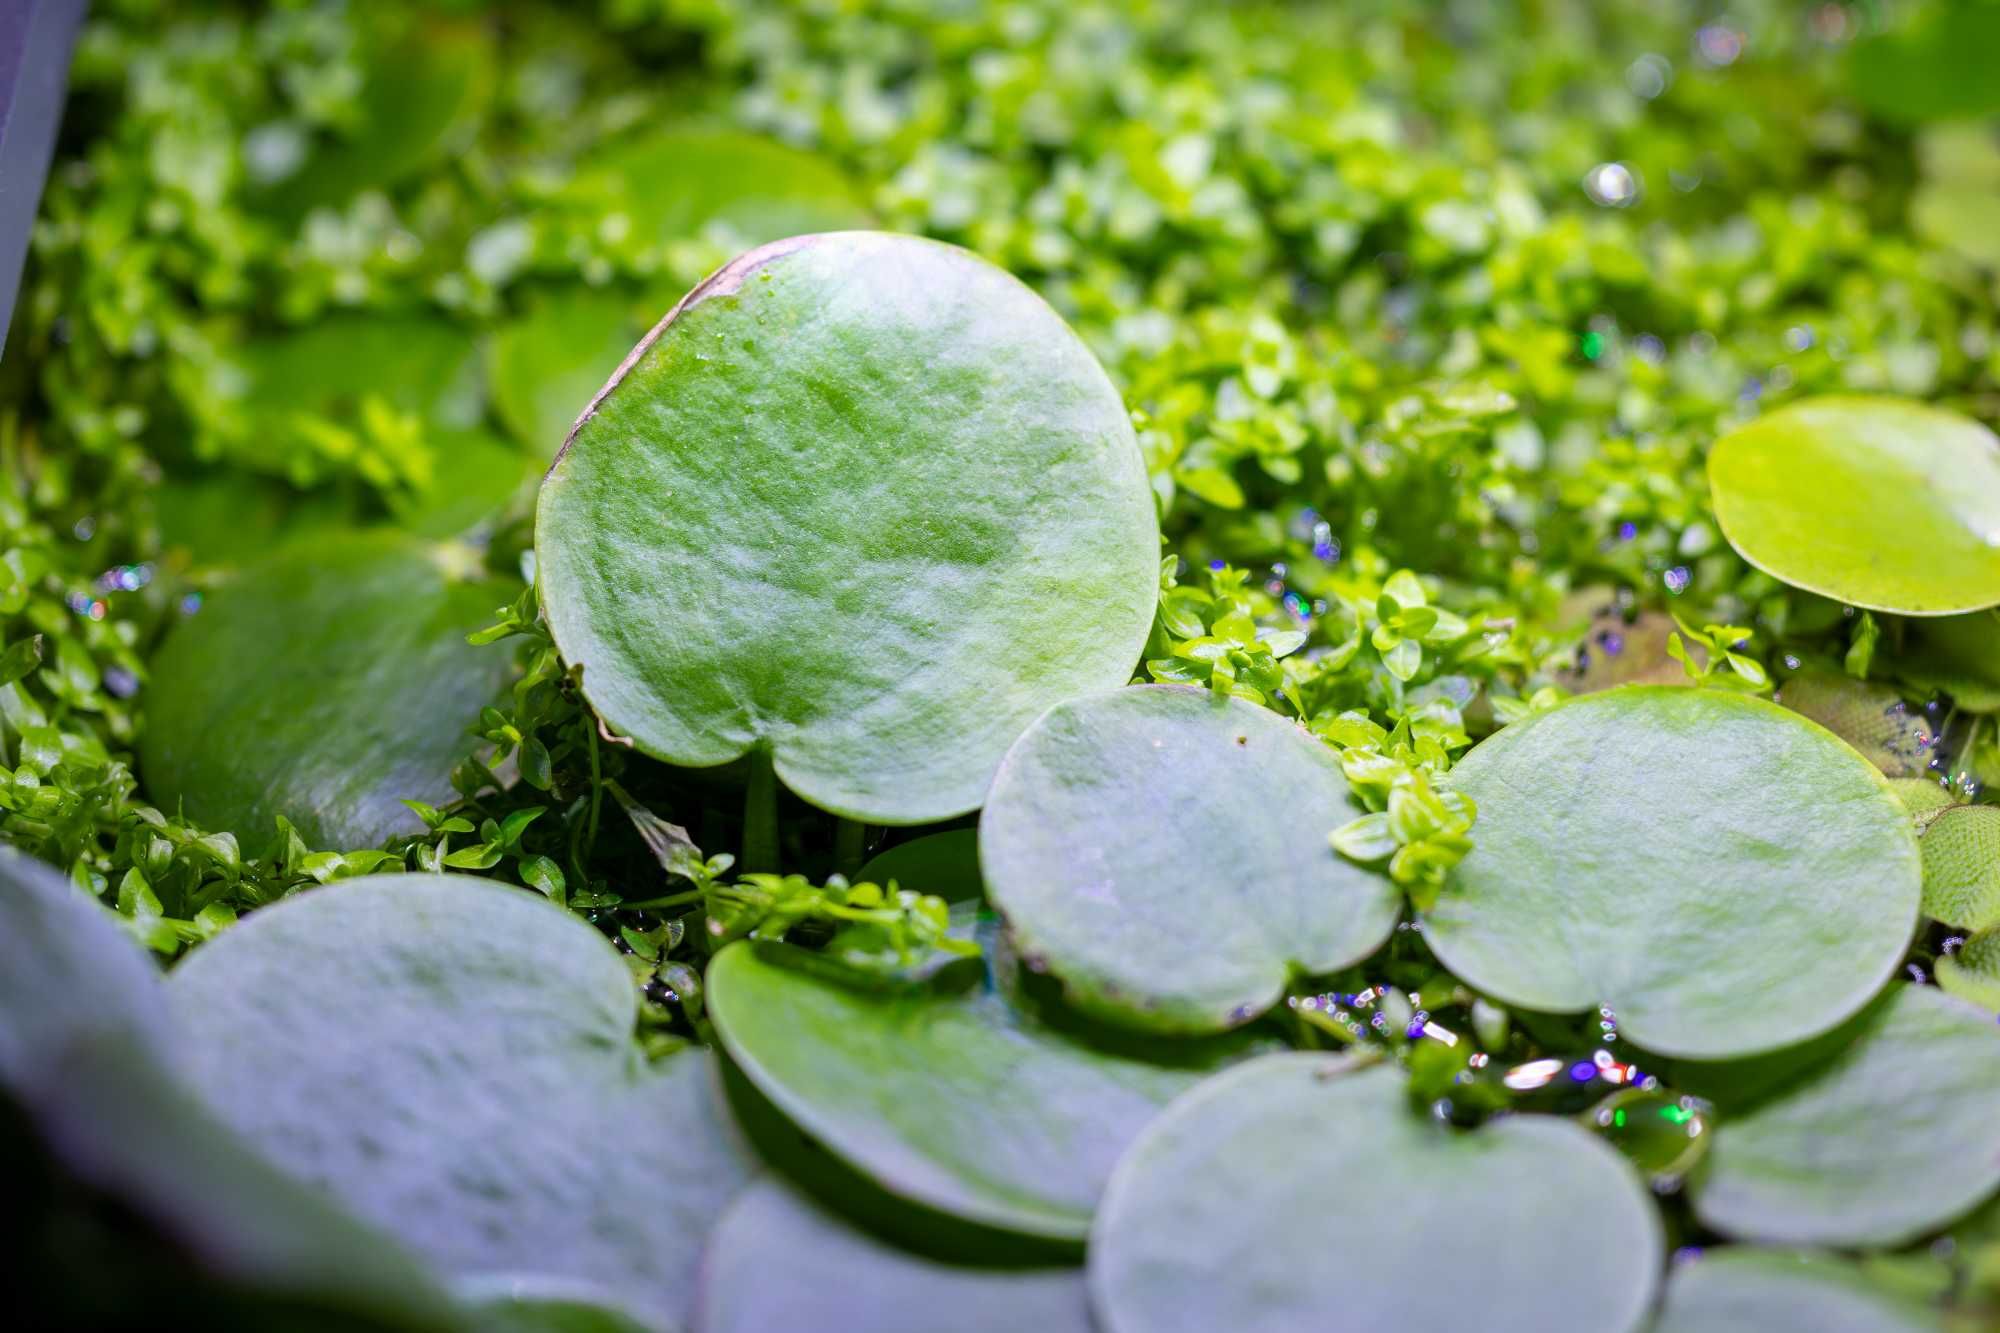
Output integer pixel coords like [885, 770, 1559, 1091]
[536, 231, 1159, 824]
[1708, 396, 2000, 616]
[167, 874, 755, 1333]
[0, 852, 459, 1327]
[1653, 1249, 1942, 1333]
[980, 685, 1399, 1034]
[695, 1177, 1091, 1333]
[1088, 1057, 1662, 1333]
[1427, 687, 1920, 1059]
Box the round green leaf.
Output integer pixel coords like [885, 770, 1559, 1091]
[1428, 687, 1921, 1059]
[0, 851, 459, 1329]
[1689, 984, 2000, 1247]
[1707, 397, 2000, 616]
[696, 1177, 1091, 1333]
[255, 17, 492, 219]
[168, 874, 756, 1332]
[1919, 805, 2000, 930]
[536, 231, 1159, 824]
[704, 939, 1254, 1241]
[980, 685, 1399, 1034]
[1654, 1249, 1942, 1333]
[856, 829, 984, 901]
[1847, 3, 2000, 128]
[141, 531, 518, 848]
[490, 286, 641, 457]
[1088, 1056, 1663, 1333]
[237, 313, 486, 440]
[567, 129, 869, 255]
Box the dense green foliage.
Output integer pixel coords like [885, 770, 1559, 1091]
[6, 0, 2000, 1329]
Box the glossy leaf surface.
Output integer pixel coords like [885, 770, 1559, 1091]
[1707, 397, 2000, 616]
[142, 531, 518, 848]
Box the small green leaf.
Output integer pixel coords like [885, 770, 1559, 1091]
[1330, 812, 1398, 862]
[0, 634, 45, 687]
[519, 737, 553, 791]
[518, 855, 565, 902]
[442, 843, 504, 870]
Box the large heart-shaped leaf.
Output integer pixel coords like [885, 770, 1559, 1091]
[1686, 983, 2000, 1247]
[1427, 687, 1920, 1058]
[1088, 1056, 1662, 1333]
[1707, 397, 2000, 616]
[1653, 1249, 1942, 1333]
[167, 874, 757, 1332]
[0, 850, 459, 1330]
[535, 231, 1159, 824]
[980, 685, 1399, 1034]
[704, 939, 1255, 1241]
[695, 1177, 1091, 1333]
[141, 531, 518, 848]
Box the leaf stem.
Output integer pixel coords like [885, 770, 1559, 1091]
[742, 748, 779, 874]
[584, 720, 604, 861]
